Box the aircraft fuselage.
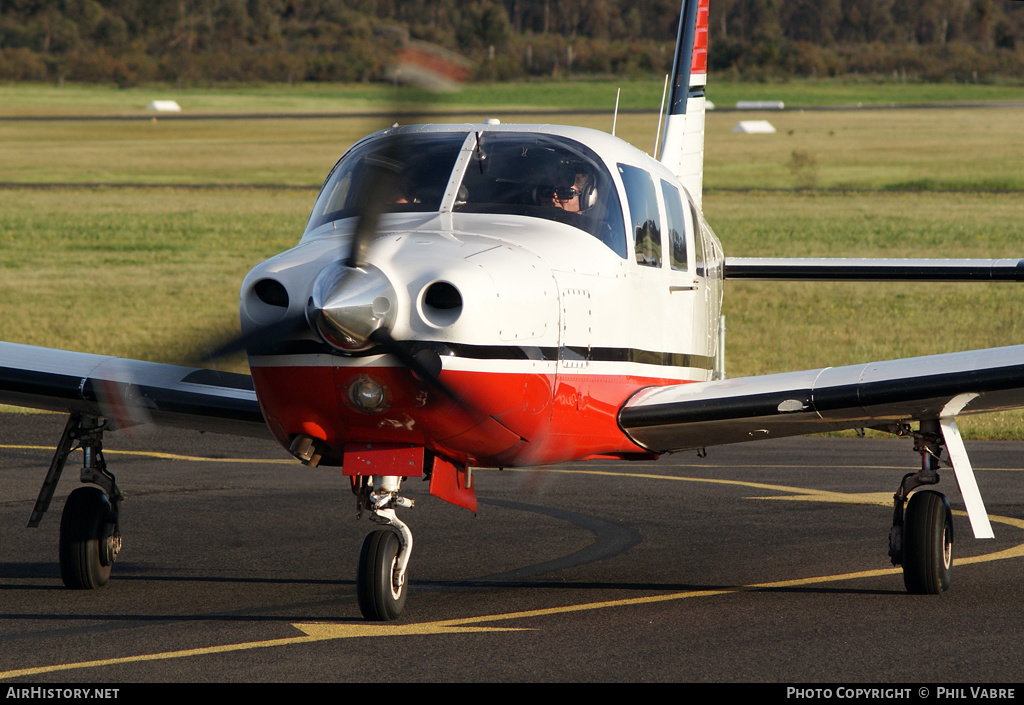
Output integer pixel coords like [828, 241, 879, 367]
[240, 124, 724, 470]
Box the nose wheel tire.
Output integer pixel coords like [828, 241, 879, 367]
[59, 487, 116, 589]
[357, 529, 408, 621]
[902, 490, 953, 594]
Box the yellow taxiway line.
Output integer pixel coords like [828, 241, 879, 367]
[2, 462, 1023, 680]
[1, 444, 294, 464]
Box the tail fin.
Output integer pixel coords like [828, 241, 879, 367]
[659, 0, 709, 211]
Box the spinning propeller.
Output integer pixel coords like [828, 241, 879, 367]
[199, 46, 481, 415]
[201, 130, 472, 412]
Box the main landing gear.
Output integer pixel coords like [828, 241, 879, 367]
[60, 486, 119, 589]
[30, 414, 124, 589]
[887, 420, 954, 594]
[353, 475, 413, 621]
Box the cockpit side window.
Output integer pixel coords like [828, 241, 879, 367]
[304, 132, 467, 236]
[661, 180, 688, 271]
[454, 133, 627, 258]
[618, 164, 662, 268]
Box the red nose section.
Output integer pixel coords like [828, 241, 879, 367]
[251, 361, 663, 470]
[250, 364, 529, 464]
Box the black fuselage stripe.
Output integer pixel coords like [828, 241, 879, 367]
[253, 340, 715, 370]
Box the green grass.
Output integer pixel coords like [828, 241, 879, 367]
[1, 77, 1022, 117]
[0, 81, 645, 116]
[0, 188, 307, 363]
[6, 106, 1024, 193]
[707, 78, 1024, 108]
[0, 118, 366, 186]
[703, 107, 1024, 192]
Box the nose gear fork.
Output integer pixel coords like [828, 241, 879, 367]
[366, 475, 414, 591]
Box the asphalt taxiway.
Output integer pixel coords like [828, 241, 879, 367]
[2, 413, 1023, 683]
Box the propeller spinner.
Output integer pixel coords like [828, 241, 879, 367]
[308, 262, 397, 352]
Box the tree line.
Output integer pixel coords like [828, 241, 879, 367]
[1, 0, 1022, 86]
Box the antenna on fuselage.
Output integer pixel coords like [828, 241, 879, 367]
[654, 74, 669, 156]
[611, 88, 620, 136]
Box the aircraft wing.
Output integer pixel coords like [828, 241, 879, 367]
[618, 344, 1024, 453]
[0, 342, 269, 438]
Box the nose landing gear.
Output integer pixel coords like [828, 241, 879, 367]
[357, 529, 408, 621]
[354, 475, 413, 621]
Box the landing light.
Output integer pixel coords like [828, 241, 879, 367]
[346, 375, 391, 414]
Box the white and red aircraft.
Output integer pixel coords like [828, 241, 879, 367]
[3, 0, 1024, 620]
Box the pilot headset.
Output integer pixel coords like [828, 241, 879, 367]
[576, 174, 598, 212]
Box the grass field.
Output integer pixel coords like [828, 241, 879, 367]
[2, 81, 1023, 437]
[1, 78, 1022, 116]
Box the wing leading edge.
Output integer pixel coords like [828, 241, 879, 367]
[619, 344, 1024, 453]
[0, 342, 269, 438]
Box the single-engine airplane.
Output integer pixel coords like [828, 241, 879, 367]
[4, 0, 1024, 620]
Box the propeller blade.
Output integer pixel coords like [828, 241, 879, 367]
[92, 362, 153, 434]
[175, 45, 474, 383]
[367, 328, 476, 413]
[345, 141, 407, 270]
[199, 314, 309, 363]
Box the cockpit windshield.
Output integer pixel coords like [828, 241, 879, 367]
[304, 130, 627, 258]
[454, 133, 626, 257]
[305, 132, 466, 234]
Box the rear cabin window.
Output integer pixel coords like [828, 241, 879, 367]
[661, 181, 688, 271]
[618, 164, 662, 267]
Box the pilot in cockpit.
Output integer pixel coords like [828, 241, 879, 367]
[538, 164, 597, 215]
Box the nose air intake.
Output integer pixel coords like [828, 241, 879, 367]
[308, 262, 397, 352]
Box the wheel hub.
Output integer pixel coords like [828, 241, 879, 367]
[100, 524, 121, 567]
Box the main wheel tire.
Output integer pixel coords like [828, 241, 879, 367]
[59, 487, 115, 589]
[902, 490, 953, 594]
[356, 529, 407, 621]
